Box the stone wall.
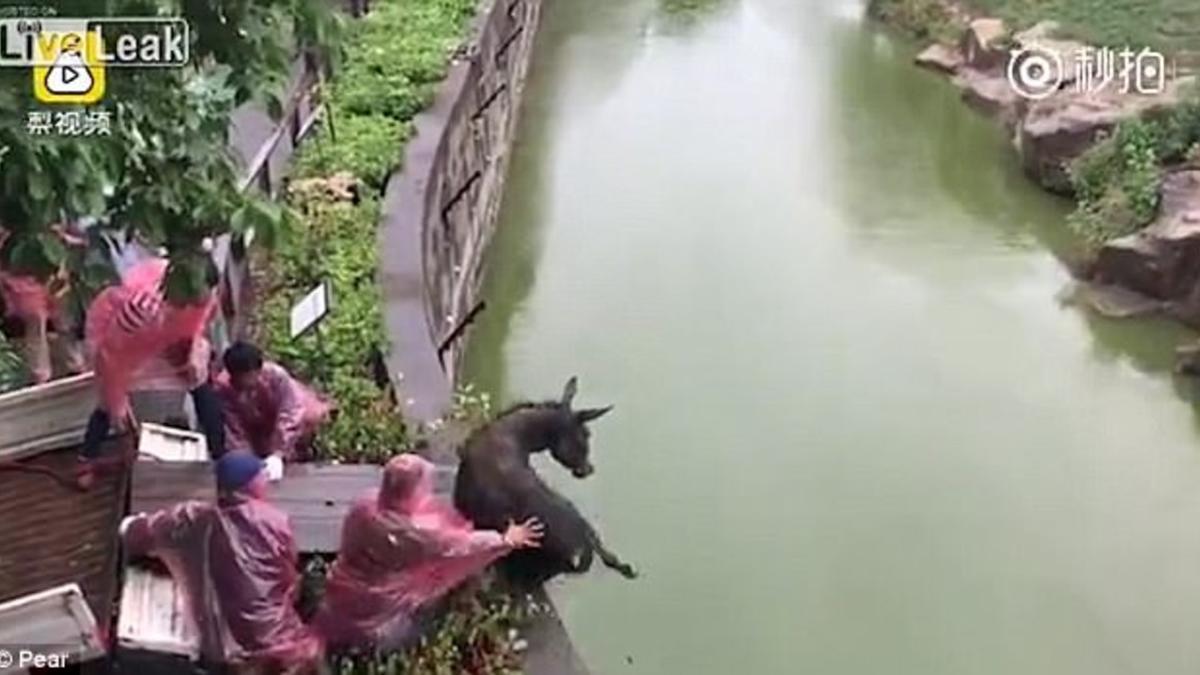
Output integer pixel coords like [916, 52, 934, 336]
[380, 0, 543, 421]
[375, 3, 593, 674]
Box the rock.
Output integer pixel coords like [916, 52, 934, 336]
[1017, 77, 1194, 193]
[1013, 20, 1061, 43]
[959, 18, 1008, 71]
[1092, 169, 1200, 301]
[953, 69, 1022, 128]
[1176, 342, 1200, 376]
[1062, 280, 1164, 318]
[915, 43, 964, 75]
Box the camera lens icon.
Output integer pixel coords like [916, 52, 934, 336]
[1007, 46, 1064, 100]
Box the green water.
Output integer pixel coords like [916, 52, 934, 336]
[466, 1, 1200, 673]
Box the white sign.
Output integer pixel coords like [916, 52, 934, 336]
[289, 282, 330, 339]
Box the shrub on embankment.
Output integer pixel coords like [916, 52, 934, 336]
[965, 0, 1200, 56]
[871, 0, 1200, 56]
[260, 0, 475, 462]
[1068, 95, 1200, 245]
[870, 0, 1200, 247]
[258, 1, 534, 671]
[866, 0, 965, 42]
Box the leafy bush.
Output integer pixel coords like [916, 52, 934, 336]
[293, 0, 475, 189]
[0, 336, 27, 394]
[294, 115, 409, 190]
[387, 586, 532, 675]
[868, 0, 964, 42]
[304, 556, 533, 675]
[265, 0, 477, 461]
[1068, 88, 1200, 245]
[335, 67, 435, 122]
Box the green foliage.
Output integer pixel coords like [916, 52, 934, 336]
[294, 0, 475, 188]
[329, 578, 533, 675]
[1069, 120, 1161, 244]
[868, 0, 964, 42]
[657, 0, 732, 25]
[259, 194, 409, 463]
[0, 336, 28, 394]
[0, 0, 339, 302]
[265, 0, 477, 463]
[1068, 89, 1200, 244]
[301, 558, 532, 675]
[294, 115, 409, 190]
[450, 383, 493, 428]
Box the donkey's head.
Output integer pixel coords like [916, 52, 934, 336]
[549, 376, 613, 479]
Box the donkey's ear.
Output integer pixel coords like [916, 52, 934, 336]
[561, 376, 579, 408]
[576, 405, 613, 423]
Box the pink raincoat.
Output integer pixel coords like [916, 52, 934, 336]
[123, 494, 323, 669]
[212, 362, 330, 460]
[85, 259, 215, 420]
[0, 229, 80, 383]
[0, 271, 55, 382]
[313, 454, 513, 651]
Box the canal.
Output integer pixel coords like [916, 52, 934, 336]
[466, 0, 1200, 673]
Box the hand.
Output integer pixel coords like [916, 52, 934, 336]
[264, 454, 285, 482]
[503, 517, 545, 549]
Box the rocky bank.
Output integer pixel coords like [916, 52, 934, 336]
[910, 16, 1200, 339]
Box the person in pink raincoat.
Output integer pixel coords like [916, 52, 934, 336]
[77, 257, 225, 487]
[122, 451, 324, 674]
[212, 341, 331, 475]
[313, 454, 544, 652]
[0, 227, 85, 383]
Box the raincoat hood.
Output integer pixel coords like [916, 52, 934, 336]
[313, 454, 512, 651]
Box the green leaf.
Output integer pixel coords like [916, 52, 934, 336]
[266, 93, 285, 121]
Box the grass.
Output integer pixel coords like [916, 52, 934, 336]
[870, 0, 1200, 56]
[965, 0, 1200, 55]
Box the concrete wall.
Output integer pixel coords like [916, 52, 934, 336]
[381, 0, 542, 421]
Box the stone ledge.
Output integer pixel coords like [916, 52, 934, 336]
[375, 1, 591, 672]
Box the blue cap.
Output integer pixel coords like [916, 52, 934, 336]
[215, 451, 264, 493]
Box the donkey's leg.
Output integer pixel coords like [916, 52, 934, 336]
[586, 529, 638, 579]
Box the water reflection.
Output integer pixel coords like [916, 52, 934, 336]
[470, 1, 1200, 672]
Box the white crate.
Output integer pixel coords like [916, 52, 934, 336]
[0, 373, 96, 460]
[0, 583, 105, 673]
[137, 423, 208, 462]
[116, 568, 200, 659]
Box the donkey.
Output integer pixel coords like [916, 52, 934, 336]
[453, 377, 638, 586]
